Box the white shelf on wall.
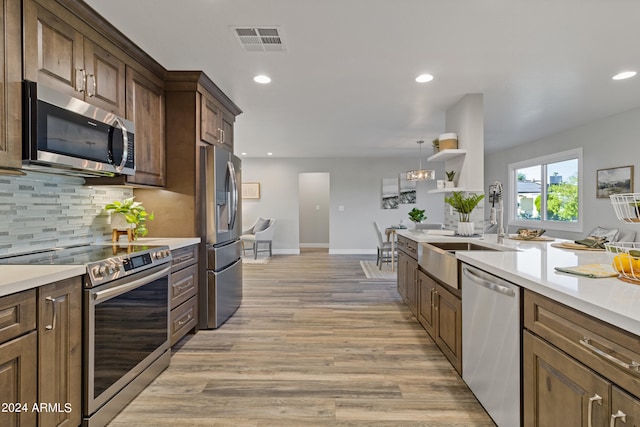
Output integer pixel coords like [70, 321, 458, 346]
[427, 149, 467, 162]
[428, 187, 484, 194]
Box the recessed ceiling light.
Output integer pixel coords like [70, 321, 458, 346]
[415, 74, 434, 83]
[267, 152, 273, 156]
[612, 71, 637, 80]
[254, 75, 271, 84]
[241, 152, 247, 156]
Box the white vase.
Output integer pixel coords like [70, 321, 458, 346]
[110, 213, 134, 230]
[458, 221, 475, 236]
[445, 181, 455, 188]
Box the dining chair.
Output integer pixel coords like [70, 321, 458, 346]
[373, 221, 395, 270]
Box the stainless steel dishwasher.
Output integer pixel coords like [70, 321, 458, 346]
[462, 263, 521, 427]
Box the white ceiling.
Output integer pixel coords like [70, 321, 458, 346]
[85, 0, 640, 158]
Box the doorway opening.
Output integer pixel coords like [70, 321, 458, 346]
[298, 172, 330, 253]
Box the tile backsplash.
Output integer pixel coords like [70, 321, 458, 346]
[0, 171, 132, 256]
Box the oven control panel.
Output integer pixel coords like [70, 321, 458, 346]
[87, 246, 171, 287]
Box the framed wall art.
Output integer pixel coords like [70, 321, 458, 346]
[242, 182, 261, 199]
[596, 165, 634, 198]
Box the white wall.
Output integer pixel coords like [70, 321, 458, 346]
[444, 94, 485, 231]
[298, 172, 330, 247]
[241, 157, 445, 254]
[485, 106, 640, 240]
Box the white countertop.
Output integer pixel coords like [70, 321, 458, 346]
[121, 237, 200, 251]
[0, 237, 201, 298]
[397, 230, 640, 336]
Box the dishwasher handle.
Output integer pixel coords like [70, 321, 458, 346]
[463, 267, 516, 297]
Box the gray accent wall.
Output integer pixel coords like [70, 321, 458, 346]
[241, 157, 445, 254]
[0, 172, 132, 255]
[485, 106, 640, 240]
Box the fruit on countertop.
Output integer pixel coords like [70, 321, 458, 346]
[612, 253, 640, 275]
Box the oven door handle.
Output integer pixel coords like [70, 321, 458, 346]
[93, 266, 171, 303]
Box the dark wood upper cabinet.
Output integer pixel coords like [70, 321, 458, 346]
[200, 93, 222, 145]
[0, 0, 23, 170]
[125, 67, 165, 187]
[84, 38, 126, 116]
[23, 0, 126, 116]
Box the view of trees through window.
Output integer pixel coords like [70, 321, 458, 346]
[515, 158, 579, 222]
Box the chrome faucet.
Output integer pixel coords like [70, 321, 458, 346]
[489, 181, 506, 240]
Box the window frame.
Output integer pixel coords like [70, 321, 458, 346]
[508, 147, 583, 233]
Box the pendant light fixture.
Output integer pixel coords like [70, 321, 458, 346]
[406, 140, 434, 181]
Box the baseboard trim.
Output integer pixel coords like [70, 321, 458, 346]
[299, 243, 330, 248]
[272, 249, 300, 255]
[328, 249, 377, 255]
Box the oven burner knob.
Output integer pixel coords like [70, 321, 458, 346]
[106, 266, 116, 275]
[91, 266, 101, 277]
[98, 265, 108, 276]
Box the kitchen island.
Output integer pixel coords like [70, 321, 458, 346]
[396, 229, 640, 335]
[398, 229, 640, 427]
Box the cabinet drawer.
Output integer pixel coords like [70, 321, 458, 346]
[170, 296, 197, 346]
[170, 264, 198, 309]
[0, 290, 36, 344]
[171, 245, 199, 273]
[397, 236, 418, 259]
[524, 289, 640, 399]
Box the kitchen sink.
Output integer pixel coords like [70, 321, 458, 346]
[425, 242, 500, 253]
[419, 241, 513, 289]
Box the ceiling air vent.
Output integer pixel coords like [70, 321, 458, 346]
[232, 27, 286, 52]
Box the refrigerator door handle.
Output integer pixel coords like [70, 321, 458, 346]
[227, 160, 238, 230]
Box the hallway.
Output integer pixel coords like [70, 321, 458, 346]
[108, 251, 494, 426]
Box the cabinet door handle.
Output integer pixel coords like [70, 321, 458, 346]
[580, 338, 640, 372]
[75, 68, 86, 93]
[588, 394, 602, 427]
[430, 288, 435, 309]
[45, 296, 57, 331]
[610, 410, 627, 427]
[88, 74, 96, 97]
[177, 313, 192, 327]
[433, 290, 439, 311]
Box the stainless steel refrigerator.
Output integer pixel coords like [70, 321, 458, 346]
[199, 145, 242, 329]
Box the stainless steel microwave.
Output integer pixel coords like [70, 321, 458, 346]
[22, 80, 135, 177]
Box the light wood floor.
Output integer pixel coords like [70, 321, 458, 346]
[108, 251, 495, 426]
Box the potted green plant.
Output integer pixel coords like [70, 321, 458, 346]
[445, 170, 456, 188]
[444, 191, 485, 236]
[432, 138, 440, 153]
[105, 197, 154, 240]
[408, 208, 426, 223]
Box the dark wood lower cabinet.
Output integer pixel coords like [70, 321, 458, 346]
[524, 289, 640, 427]
[417, 270, 436, 338]
[524, 330, 610, 427]
[170, 245, 199, 347]
[612, 386, 640, 427]
[38, 277, 82, 427]
[434, 283, 462, 375]
[0, 331, 37, 427]
[396, 246, 418, 316]
[416, 269, 461, 375]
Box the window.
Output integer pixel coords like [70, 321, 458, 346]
[508, 148, 583, 232]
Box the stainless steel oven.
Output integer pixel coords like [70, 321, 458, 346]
[0, 244, 172, 427]
[83, 246, 172, 427]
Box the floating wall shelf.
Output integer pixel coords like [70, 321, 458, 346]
[427, 149, 467, 162]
